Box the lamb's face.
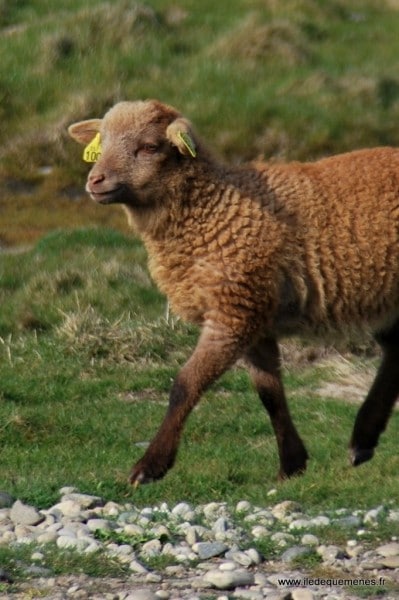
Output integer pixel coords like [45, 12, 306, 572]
[68, 100, 197, 207]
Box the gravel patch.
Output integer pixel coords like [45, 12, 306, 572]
[0, 489, 398, 598]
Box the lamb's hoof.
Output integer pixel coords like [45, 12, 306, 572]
[278, 447, 309, 480]
[130, 456, 171, 486]
[350, 447, 374, 466]
[278, 458, 308, 480]
[129, 466, 155, 488]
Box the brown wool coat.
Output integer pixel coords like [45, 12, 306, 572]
[141, 147, 399, 339]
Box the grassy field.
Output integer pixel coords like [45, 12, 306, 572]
[2, 0, 399, 244]
[0, 0, 399, 517]
[2, 3, 399, 592]
[1, 228, 398, 514]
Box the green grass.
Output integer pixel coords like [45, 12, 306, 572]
[0, 543, 128, 582]
[2, 1, 399, 244]
[0, 229, 398, 512]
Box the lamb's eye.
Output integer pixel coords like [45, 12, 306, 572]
[140, 143, 159, 155]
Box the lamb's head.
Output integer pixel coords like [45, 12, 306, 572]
[68, 100, 197, 208]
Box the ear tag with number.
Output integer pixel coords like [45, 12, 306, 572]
[83, 133, 102, 163]
[177, 131, 196, 158]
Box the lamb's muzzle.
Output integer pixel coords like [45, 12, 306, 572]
[86, 171, 125, 204]
[69, 98, 399, 487]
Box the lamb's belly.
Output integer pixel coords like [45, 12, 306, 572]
[273, 296, 399, 340]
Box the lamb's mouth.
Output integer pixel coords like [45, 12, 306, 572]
[88, 186, 126, 205]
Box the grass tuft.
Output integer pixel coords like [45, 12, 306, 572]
[56, 308, 195, 366]
[208, 13, 310, 67]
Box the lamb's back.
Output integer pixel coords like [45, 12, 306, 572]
[260, 147, 399, 334]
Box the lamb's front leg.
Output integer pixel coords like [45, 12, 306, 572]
[130, 321, 244, 485]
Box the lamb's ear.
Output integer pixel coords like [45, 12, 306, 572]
[166, 118, 197, 158]
[68, 119, 102, 144]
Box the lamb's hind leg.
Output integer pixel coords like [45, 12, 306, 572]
[350, 323, 399, 466]
[245, 338, 308, 479]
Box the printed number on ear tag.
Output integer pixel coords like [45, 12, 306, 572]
[177, 131, 196, 158]
[83, 133, 102, 163]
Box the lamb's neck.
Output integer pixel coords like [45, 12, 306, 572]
[128, 160, 234, 241]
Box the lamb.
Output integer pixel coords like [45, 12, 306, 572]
[68, 99, 399, 486]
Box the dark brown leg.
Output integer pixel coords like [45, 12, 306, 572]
[130, 322, 244, 485]
[350, 324, 399, 466]
[245, 338, 308, 479]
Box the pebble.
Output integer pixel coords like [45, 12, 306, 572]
[57, 536, 88, 551]
[251, 525, 270, 539]
[380, 556, 399, 568]
[310, 515, 330, 527]
[388, 510, 399, 522]
[225, 550, 252, 566]
[203, 568, 255, 589]
[271, 532, 295, 547]
[86, 518, 113, 532]
[246, 547, 261, 564]
[281, 546, 312, 563]
[192, 541, 228, 559]
[236, 500, 252, 513]
[272, 501, 301, 520]
[0, 490, 397, 600]
[51, 500, 83, 518]
[155, 592, 169, 600]
[291, 591, 315, 600]
[219, 561, 237, 571]
[10, 500, 44, 526]
[364, 505, 385, 524]
[317, 544, 343, 561]
[289, 519, 310, 531]
[61, 493, 103, 509]
[129, 559, 149, 574]
[301, 534, 319, 546]
[377, 542, 399, 557]
[334, 515, 361, 528]
[185, 526, 200, 545]
[125, 590, 157, 600]
[141, 539, 162, 557]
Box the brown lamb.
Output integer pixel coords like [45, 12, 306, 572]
[69, 99, 399, 486]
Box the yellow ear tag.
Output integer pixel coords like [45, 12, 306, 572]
[177, 131, 196, 158]
[83, 133, 102, 163]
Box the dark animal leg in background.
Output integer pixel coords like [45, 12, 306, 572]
[130, 324, 243, 485]
[350, 324, 399, 465]
[245, 338, 308, 479]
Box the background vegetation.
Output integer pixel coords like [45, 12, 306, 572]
[1, 0, 399, 514]
[2, 0, 399, 244]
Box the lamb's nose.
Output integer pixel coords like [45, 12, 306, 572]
[88, 172, 105, 186]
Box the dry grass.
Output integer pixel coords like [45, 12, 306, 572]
[280, 337, 380, 406]
[56, 306, 192, 366]
[207, 13, 309, 67]
[314, 353, 377, 405]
